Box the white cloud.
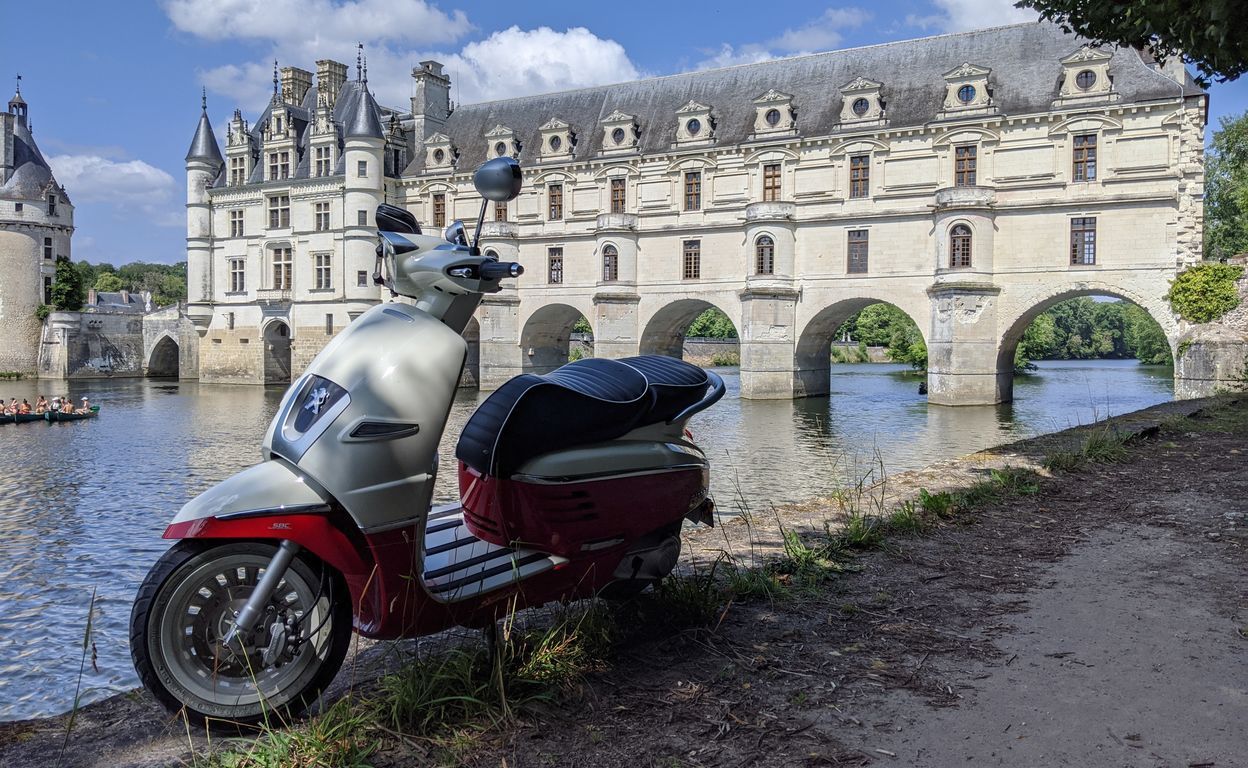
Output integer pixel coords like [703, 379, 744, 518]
[771, 7, 872, 52]
[193, 22, 642, 111]
[693, 6, 871, 71]
[163, 0, 471, 48]
[923, 0, 1034, 32]
[48, 155, 176, 209]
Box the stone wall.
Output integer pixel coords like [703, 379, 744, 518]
[38, 307, 200, 380]
[1175, 271, 1248, 397]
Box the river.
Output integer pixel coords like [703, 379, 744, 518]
[0, 359, 1174, 720]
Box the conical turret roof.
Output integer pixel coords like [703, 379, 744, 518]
[344, 84, 384, 139]
[186, 98, 224, 167]
[1, 92, 61, 201]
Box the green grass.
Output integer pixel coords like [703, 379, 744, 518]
[887, 500, 927, 534]
[210, 698, 378, 768]
[1043, 427, 1131, 472]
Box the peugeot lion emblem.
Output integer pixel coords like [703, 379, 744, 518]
[303, 386, 330, 416]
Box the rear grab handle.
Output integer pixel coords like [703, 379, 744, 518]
[667, 370, 726, 425]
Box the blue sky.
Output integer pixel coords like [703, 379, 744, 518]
[5, 0, 1247, 266]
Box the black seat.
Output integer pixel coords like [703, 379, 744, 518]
[455, 355, 711, 477]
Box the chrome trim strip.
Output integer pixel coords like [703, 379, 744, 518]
[216, 503, 333, 520]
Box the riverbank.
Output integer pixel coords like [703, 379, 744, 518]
[1, 395, 1243, 767]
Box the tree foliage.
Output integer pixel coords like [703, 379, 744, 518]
[686, 308, 738, 339]
[74, 260, 188, 307]
[1015, 0, 1248, 86]
[836, 304, 926, 370]
[49, 256, 85, 312]
[1204, 111, 1248, 260]
[1166, 263, 1245, 322]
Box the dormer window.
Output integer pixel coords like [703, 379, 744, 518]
[231, 156, 248, 184]
[538, 118, 573, 160]
[600, 110, 638, 153]
[549, 136, 561, 151]
[675, 101, 714, 145]
[486, 124, 518, 159]
[838, 78, 885, 126]
[765, 109, 781, 126]
[313, 146, 332, 177]
[752, 90, 796, 136]
[1055, 46, 1115, 106]
[424, 133, 455, 171]
[1075, 70, 1096, 90]
[687, 119, 702, 136]
[434, 149, 445, 164]
[495, 142, 507, 156]
[612, 128, 625, 144]
[274, 116, 283, 134]
[941, 63, 993, 115]
[957, 85, 976, 104]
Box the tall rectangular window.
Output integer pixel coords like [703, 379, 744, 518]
[548, 184, 563, 220]
[357, 160, 368, 177]
[357, 270, 369, 287]
[230, 156, 247, 185]
[229, 258, 246, 292]
[314, 146, 332, 177]
[268, 195, 290, 228]
[432, 193, 446, 227]
[610, 178, 626, 213]
[229, 210, 244, 237]
[849, 155, 870, 199]
[847, 230, 869, 274]
[762, 163, 781, 202]
[314, 252, 332, 289]
[954, 145, 977, 186]
[547, 247, 564, 284]
[602, 245, 619, 282]
[314, 202, 330, 232]
[684, 171, 702, 211]
[272, 247, 292, 290]
[495, 201, 507, 222]
[357, 209, 368, 226]
[1070, 217, 1097, 265]
[682, 240, 701, 280]
[48, 195, 57, 216]
[1073, 134, 1098, 181]
[268, 151, 289, 180]
[43, 237, 52, 260]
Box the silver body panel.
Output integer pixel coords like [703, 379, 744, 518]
[170, 460, 328, 525]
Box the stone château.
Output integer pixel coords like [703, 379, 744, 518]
[185, 23, 1210, 402]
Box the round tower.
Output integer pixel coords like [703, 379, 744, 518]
[342, 76, 386, 317]
[185, 90, 224, 334]
[0, 82, 74, 374]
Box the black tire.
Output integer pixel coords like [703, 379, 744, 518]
[130, 540, 352, 727]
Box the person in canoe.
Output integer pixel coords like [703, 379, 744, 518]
[6, 398, 16, 415]
[34, 395, 47, 414]
[60, 396, 74, 414]
[18, 399, 30, 415]
[80, 396, 90, 412]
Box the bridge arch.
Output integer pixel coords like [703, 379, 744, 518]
[639, 298, 739, 359]
[146, 332, 179, 378]
[795, 297, 929, 398]
[994, 279, 1179, 402]
[520, 302, 592, 374]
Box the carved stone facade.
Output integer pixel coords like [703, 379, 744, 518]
[187, 24, 1213, 402]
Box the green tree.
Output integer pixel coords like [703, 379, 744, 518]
[94, 272, 125, 292]
[686, 308, 738, 339]
[1122, 303, 1173, 364]
[1204, 112, 1248, 260]
[49, 256, 85, 311]
[1016, 0, 1248, 86]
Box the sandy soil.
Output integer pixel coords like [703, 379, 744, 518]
[2, 396, 1244, 768]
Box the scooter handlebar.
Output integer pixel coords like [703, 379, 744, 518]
[480, 261, 524, 280]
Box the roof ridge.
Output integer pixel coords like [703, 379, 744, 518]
[456, 21, 1050, 111]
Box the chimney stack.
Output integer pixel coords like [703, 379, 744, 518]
[87, 288, 97, 307]
[280, 66, 313, 105]
[410, 60, 451, 141]
[316, 59, 348, 109]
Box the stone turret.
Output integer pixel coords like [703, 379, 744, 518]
[184, 92, 223, 334]
[0, 82, 72, 373]
[343, 80, 387, 316]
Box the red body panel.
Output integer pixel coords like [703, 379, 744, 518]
[458, 461, 705, 557]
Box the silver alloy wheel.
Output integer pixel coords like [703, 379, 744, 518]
[154, 549, 334, 712]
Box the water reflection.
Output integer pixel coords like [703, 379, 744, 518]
[0, 358, 1172, 719]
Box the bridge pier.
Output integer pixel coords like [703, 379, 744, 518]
[477, 293, 522, 390]
[739, 283, 800, 399]
[592, 290, 641, 360]
[926, 281, 1006, 406]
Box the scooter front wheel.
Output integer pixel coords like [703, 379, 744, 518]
[130, 540, 352, 726]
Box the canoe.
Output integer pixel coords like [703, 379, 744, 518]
[0, 406, 100, 424]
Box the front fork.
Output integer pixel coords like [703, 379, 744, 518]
[222, 539, 301, 647]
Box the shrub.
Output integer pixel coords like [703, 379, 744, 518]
[1166, 263, 1244, 323]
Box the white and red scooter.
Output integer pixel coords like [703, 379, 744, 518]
[130, 157, 724, 724]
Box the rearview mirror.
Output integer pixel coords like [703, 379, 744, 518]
[375, 203, 421, 234]
[473, 157, 522, 202]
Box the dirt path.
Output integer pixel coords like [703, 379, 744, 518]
[2, 397, 1245, 768]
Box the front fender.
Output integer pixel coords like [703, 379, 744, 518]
[170, 460, 329, 526]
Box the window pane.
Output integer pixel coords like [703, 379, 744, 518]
[847, 230, 869, 273]
[850, 155, 870, 198]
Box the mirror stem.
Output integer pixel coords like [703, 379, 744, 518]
[471, 199, 488, 255]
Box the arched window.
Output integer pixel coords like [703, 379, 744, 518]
[949, 224, 973, 268]
[755, 235, 775, 275]
[602, 244, 619, 282]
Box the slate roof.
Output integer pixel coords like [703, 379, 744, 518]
[186, 106, 225, 167]
[414, 21, 1200, 173]
[1, 100, 63, 202]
